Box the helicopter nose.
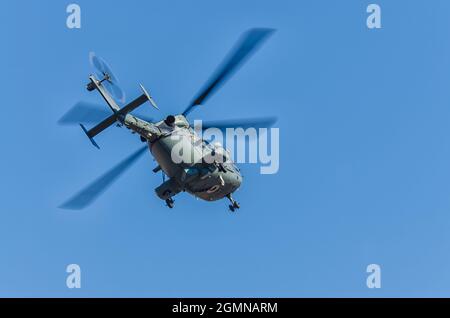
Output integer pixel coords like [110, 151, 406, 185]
[223, 170, 242, 192]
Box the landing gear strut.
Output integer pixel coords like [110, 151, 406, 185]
[226, 194, 240, 212]
[165, 198, 174, 209]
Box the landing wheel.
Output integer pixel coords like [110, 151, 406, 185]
[226, 194, 240, 212]
[165, 198, 174, 209]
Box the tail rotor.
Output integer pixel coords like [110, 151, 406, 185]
[89, 52, 126, 104]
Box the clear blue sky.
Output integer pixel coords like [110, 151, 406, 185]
[1, 0, 450, 297]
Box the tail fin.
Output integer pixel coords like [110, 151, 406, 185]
[80, 123, 100, 149]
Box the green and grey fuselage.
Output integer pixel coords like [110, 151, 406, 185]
[122, 113, 242, 202]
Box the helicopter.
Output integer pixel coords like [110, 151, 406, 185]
[59, 28, 276, 212]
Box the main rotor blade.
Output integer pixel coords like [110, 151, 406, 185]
[182, 28, 275, 117]
[199, 116, 277, 131]
[60, 146, 147, 210]
[58, 102, 111, 125]
[59, 101, 154, 125]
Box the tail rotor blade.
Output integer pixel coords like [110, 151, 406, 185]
[182, 28, 275, 117]
[59, 146, 147, 210]
[89, 52, 126, 104]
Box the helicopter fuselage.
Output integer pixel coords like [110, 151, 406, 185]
[124, 114, 242, 203]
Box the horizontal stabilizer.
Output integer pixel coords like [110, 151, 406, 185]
[79, 84, 158, 148]
[58, 102, 154, 125]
